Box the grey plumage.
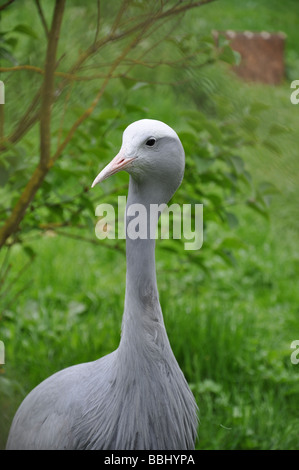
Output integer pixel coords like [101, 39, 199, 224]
[6, 119, 198, 450]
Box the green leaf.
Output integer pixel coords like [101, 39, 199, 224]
[249, 102, 269, 114]
[181, 109, 208, 125]
[120, 76, 136, 90]
[217, 34, 230, 48]
[228, 155, 245, 175]
[131, 82, 149, 92]
[80, 194, 95, 216]
[204, 122, 223, 143]
[67, 301, 87, 317]
[219, 45, 237, 65]
[262, 139, 281, 155]
[268, 123, 288, 135]
[195, 157, 215, 173]
[48, 204, 64, 218]
[246, 199, 269, 219]
[96, 109, 121, 122]
[219, 236, 246, 250]
[258, 182, 279, 196]
[125, 103, 147, 114]
[215, 248, 236, 266]
[23, 246, 36, 259]
[203, 192, 222, 207]
[83, 214, 95, 232]
[233, 49, 241, 66]
[241, 170, 252, 185]
[242, 116, 259, 133]
[226, 212, 239, 228]
[256, 182, 279, 208]
[0, 46, 17, 64]
[13, 24, 38, 39]
[5, 37, 18, 49]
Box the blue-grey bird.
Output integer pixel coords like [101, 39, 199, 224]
[6, 119, 198, 450]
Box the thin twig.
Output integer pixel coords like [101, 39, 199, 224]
[57, 78, 74, 148]
[34, 0, 49, 38]
[0, 256, 35, 299]
[31, 184, 128, 212]
[68, 0, 216, 77]
[40, 0, 66, 169]
[49, 21, 153, 168]
[0, 65, 108, 81]
[0, 0, 15, 11]
[93, 0, 101, 44]
[110, 0, 130, 36]
[0, 0, 216, 153]
[44, 228, 125, 254]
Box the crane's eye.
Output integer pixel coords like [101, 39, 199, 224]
[145, 138, 156, 147]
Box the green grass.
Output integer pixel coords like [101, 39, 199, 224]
[1, 203, 299, 449]
[162, 205, 299, 449]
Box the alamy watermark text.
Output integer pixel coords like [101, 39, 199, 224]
[95, 197, 203, 251]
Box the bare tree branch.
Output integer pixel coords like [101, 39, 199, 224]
[110, 0, 131, 36]
[0, 0, 15, 11]
[0, 0, 217, 249]
[34, 0, 49, 38]
[93, 0, 101, 45]
[49, 18, 156, 167]
[0, 0, 216, 153]
[0, 0, 66, 249]
[0, 86, 42, 152]
[45, 228, 125, 254]
[0, 65, 108, 80]
[40, 0, 66, 169]
[67, 0, 216, 77]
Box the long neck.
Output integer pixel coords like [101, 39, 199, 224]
[118, 177, 170, 355]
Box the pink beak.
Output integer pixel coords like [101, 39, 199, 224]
[91, 152, 135, 188]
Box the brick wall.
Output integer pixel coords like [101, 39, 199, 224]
[214, 30, 286, 85]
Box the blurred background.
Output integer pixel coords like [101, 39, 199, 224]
[0, 0, 298, 449]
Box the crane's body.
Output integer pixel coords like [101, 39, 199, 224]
[6, 120, 198, 450]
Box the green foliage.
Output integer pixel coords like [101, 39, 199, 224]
[1, 75, 279, 280]
[0, 20, 38, 64]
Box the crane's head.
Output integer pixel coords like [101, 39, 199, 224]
[91, 119, 185, 194]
